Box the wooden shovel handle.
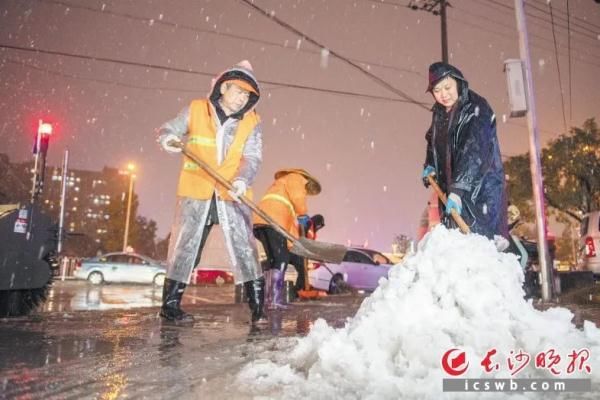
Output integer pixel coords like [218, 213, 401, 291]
[167, 140, 299, 244]
[427, 174, 471, 234]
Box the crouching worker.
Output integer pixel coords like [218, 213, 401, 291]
[253, 169, 321, 310]
[156, 60, 266, 324]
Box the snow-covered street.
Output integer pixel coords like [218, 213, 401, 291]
[2, 227, 600, 399]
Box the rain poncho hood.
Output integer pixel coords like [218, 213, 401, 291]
[426, 61, 467, 93]
[209, 61, 261, 120]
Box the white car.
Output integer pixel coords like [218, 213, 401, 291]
[74, 252, 166, 286]
[308, 248, 393, 293]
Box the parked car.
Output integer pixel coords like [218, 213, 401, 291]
[193, 268, 234, 285]
[580, 211, 600, 276]
[74, 252, 166, 286]
[308, 248, 393, 293]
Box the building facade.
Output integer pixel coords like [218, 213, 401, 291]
[1, 153, 132, 250]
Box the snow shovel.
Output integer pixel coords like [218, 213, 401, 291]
[427, 175, 471, 234]
[171, 142, 348, 264]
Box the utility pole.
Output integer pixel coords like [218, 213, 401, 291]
[57, 149, 69, 254]
[513, 0, 554, 302]
[122, 163, 136, 252]
[409, 0, 449, 62]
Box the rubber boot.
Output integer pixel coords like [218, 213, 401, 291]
[268, 269, 288, 310]
[244, 277, 268, 325]
[160, 278, 194, 323]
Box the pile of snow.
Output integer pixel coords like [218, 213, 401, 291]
[238, 226, 600, 399]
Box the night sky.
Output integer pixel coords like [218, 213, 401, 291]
[1, 0, 599, 250]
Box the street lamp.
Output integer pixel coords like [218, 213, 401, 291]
[123, 163, 136, 252]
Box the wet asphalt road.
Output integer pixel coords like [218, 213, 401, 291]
[0, 280, 365, 399]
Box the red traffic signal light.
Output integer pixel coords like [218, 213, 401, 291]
[38, 120, 53, 136]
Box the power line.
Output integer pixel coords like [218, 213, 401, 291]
[363, 0, 600, 47]
[475, 0, 600, 68]
[567, 0, 573, 124]
[0, 44, 430, 105]
[359, 0, 600, 69]
[529, 0, 600, 33]
[2, 58, 199, 93]
[237, 0, 430, 111]
[33, 0, 423, 78]
[445, 10, 600, 71]
[482, 0, 600, 46]
[548, 1, 568, 133]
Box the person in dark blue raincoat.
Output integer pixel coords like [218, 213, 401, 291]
[421, 62, 508, 239]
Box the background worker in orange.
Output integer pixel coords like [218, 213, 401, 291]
[253, 169, 321, 309]
[157, 60, 266, 324]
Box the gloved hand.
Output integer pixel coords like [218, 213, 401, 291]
[445, 192, 462, 215]
[297, 214, 310, 236]
[422, 165, 436, 187]
[297, 215, 310, 230]
[159, 134, 182, 154]
[227, 180, 247, 203]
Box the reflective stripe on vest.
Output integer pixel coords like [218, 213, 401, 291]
[187, 136, 216, 146]
[262, 193, 297, 221]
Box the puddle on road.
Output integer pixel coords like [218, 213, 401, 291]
[1, 285, 364, 399]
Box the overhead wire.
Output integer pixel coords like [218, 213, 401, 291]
[237, 0, 430, 111]
[529, 0, 600, 33]
[547, 0, 569, 133]
[483, 0, 600, 45]
[0, 44, 430, 105]
[32, 0, 423, 77]
[567, 0, 573, 124]
[358, 0, 600, 69]
[445, 8, 600, 70]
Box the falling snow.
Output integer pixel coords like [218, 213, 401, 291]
[320, 48, 330, 69]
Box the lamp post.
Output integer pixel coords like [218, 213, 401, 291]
[122, 163, 136, 252]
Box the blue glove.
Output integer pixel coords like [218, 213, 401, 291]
[297, 215, 311, 231]
[445, 193, 463, 215]
[422, 165, 436, 187]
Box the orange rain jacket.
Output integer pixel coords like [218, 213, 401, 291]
[253, 172, 308, 240]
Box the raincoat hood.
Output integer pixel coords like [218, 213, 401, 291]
[209, 60, 260, 119]
[426, 62, 468, 93]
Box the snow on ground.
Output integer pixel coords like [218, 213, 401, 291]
[237, 225, 600, 399]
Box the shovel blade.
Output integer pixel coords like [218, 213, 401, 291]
[290, 238, 347, 264]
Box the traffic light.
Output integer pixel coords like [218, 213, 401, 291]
[33, 120, 53, 155]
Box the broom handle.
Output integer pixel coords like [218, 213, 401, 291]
[170, 141, 299, 243]
[427, 175, 471, 234]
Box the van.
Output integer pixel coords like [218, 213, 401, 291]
[580, 211, 600, 276]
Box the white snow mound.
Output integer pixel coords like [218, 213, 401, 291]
[238, 225, 600, 399]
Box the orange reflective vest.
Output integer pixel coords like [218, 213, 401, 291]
[253, 172, 308, 239]
[176, 99, 259, 200]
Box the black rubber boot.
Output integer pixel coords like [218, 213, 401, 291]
[160, 278, 194, 323]
[245, 277, 268, 325]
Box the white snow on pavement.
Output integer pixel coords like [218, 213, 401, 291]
[238, 225, 600, 399]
